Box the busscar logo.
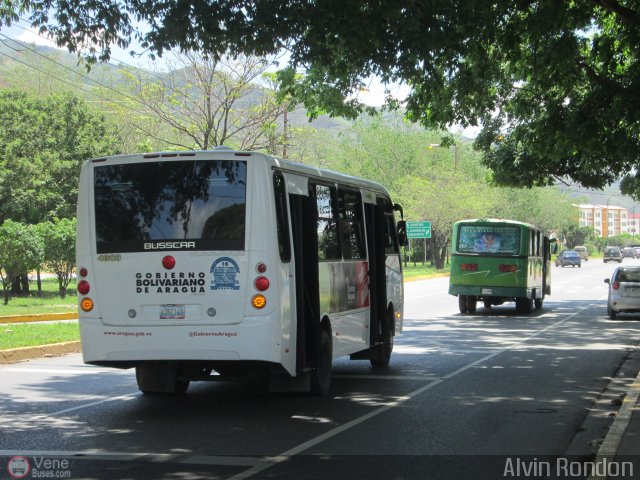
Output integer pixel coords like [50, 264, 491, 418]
[144, 241, 196, 250]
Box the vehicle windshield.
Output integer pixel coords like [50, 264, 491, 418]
[457, 225, 521, 255]
[617, 269, 640, 283]
[564, 252, 579, 257]
[94, 159, 247, 253]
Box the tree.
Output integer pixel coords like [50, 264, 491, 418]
[0, 221, 42, 305]
[39, 218, 76, 298]
[322, 115, 494, 269]
[4, 2, 640, 195]
[122, 52, 288, 150]
[561, 225, 596, 249]
[0, 90, 121, 223]
[490, 187, 580, 236]
[401, 172, 492, 269]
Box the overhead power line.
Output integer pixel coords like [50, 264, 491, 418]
[0, 48, 151, 118]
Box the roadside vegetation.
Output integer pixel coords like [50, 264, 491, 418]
[0, 321, 79, 350]
[0, 277, 76, 317]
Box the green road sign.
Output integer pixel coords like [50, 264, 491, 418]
[406, 220, 432, 239]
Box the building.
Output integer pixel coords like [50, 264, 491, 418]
[628, 213, 640, 235]
[576, 204, 628, 237]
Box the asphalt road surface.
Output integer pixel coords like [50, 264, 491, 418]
[2, 259, 640, 480]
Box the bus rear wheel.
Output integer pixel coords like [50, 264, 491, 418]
[310, 330, 332, 396]
[515, 297, 533, 314]
[467, 296, 477, 314]
[458, 295, 468, 314]
[370, 312, 394, 368]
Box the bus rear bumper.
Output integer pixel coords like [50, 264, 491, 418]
[448, 285, 530, 299]
[79, 316, 284, 367]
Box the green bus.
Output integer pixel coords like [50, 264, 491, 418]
[448, 219, 552, 314]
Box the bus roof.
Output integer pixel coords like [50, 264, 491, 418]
[88, 149, 392, 197]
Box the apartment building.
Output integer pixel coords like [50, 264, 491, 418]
[576, 204, 628, 237]
[628, 213, 640, 235]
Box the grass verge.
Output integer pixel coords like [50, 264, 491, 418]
[402, 263, 450, 281]
[0, 277, 77, 317]
[1, 321, 80, 350]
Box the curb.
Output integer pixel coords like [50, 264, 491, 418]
[0, 313, 77, 324]
[0, 341, 81, 364]
[587, 367, 640, 480]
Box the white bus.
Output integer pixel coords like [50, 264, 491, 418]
[76, 148, 406, 395]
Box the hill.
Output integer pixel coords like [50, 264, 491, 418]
[558, 182, 639, 212]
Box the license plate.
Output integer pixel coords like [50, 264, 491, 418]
[482, 288, 493, 295]
[160, 304, 185, 319]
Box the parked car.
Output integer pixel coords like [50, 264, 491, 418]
[604, 265, 640, 319]
[604, 246, 623, 263]
[574, 246, 589, 261]
[555, 250, 581, 268]
[623, 247, 636, 258]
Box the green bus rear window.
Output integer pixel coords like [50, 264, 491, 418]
[457, 225, 521, 255]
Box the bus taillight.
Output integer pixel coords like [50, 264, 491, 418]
[77, 280, 90, 295]
[254, 276, 270, 291]
[79, 267, 88, 277]
[81, 298, 94, 312]
[162, 255, 176, 270]
[252, 294, 267, 309]
[461, 263, 478, 271]
[256, 262, 267, 274]
[498, 264, 517, 273]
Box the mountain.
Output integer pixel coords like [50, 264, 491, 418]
[557, 182, 640, 212]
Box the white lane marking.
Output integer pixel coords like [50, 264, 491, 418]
[1, 368, 130, 375]
[48, 392, 140, 416]
[227, 304, 596, 480]
[333, 374, 440, 381]
[0, 450, 261, 467]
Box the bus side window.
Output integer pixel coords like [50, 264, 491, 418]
[384, 214, 400, 254]
[315, 184, 341, 260]
[273, 172, 291, 263]
[338, 188, 366, 260]
[378, 197, 400, 254]
[530, 231, 535, 257]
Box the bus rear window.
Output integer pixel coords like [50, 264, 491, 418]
[94, 160, 247, 253]
[457, 225, 521, 255]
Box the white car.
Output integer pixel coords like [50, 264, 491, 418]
[604, 266, 640, 319]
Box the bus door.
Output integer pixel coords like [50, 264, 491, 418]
[286, 176, 321, 376]
[364, 199, 389, 347]
[543, 237, 551, 295]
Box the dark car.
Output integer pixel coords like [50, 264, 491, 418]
[604, 246, 623, 263]
[555, 250, 581, 268]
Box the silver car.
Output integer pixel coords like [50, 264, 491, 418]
[604, 266, 640, 319]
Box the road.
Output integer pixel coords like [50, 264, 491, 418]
[2, 259, 640, 479]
